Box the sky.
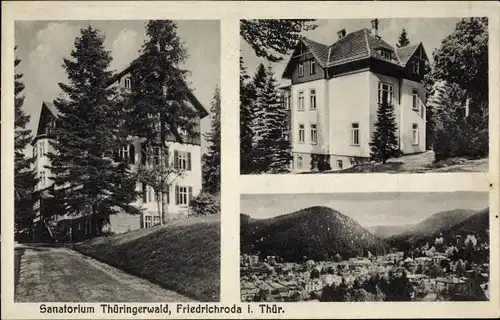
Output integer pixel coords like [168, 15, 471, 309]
[15, 20, 220, 154]
[241, 192, 489, 228]
[240, 18, 462, 85]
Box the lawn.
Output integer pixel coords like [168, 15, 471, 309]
[309, 151, 488, 174]
[72, 214, 220, 302]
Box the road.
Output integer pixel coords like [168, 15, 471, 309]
[15, 244, 194, 302]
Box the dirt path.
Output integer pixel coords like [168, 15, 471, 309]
[15, 245, 195, 302]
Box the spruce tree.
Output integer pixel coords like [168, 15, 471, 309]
[250, 63, 269, 172]
[253, 65, 292, 173]
[127, 20, 198, 221]
[202, 86, 221, 195]
[239, 57, 256, 174]
[369, 100, 399, 164]
[14, 46, 38, 239]
[47, 26, 139, 228]
[396, 28, 410, 48]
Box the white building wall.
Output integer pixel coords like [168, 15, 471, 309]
[329, 71, 371, 158]
[400, 79, 426, 154]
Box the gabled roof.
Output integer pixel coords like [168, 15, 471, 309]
[283, 28, 428, 78]
[108, 60, 210, 119]
[42, 101, 59, 118]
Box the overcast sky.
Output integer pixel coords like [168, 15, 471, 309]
[15, 20, 220, 154]
[241, 18, 462, 86]
[241, 192, 488, 228]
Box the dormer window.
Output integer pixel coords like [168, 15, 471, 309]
[310, 59, 316, 75]
[298, 62, 304, 77]
[380, 49, 392, 60]
[124, 77, 132, 89]
[412, 60, 420, 75]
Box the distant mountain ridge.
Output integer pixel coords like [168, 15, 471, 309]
[240, 206, 388, 262]
[387, 208, 488, 248]
[368, 224, 414, 239]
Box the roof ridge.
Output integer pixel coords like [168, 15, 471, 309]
[364, 29, 371, 57]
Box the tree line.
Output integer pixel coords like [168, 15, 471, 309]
[14, 20, 221, 240]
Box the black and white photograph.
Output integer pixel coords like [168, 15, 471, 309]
[240, 18, 489, 174]
[240, 192, 490, 302]
[13, 19, 221, 302]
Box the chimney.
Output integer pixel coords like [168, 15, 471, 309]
[337, 29, 346, 40]
[371, 19, 379, 37]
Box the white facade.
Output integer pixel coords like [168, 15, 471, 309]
[289, 69, 426, 172]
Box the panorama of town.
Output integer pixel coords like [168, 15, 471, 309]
[241, 238, 489, 302]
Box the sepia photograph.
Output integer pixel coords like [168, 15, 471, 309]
[240, 192, 490, 302]
[239, 18, 489, 174]
[13, 19, 221, 302]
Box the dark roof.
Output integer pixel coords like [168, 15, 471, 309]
[283, 28, 427, 78]
[42, 101, 59, 118]
[108, 61, 209, 119]
[396, 44, 421, 66]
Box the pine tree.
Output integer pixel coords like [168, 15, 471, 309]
[396, 28, 410, 48]
[250, 63, 269, 173]
[240, 20, 317, 62]
[239, 57, 256, 174]
[127, 20, 198, 222]
[253, 65, 292, 173]
[202, 86, 221, 195]
[47, 26, 140, 229]
[369, 100, 399, 164]
[14, 46, 38, 239]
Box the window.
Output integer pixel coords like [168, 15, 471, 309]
[412, 89, 419, 111]
[284, 95, 290, 110]
[153, 216, 160, 226]
[118, 145, 135, 164]
[412, 123, 419, 145]
[40, 171, 46, 187]
[298, 92, 305, 111]
[412, 60, 420, 75]
[351, 123, 360, 146]
[176, 186, 192, 206]
[298, 124, 305, 143]
[337, 160, 343, 170]
[148, 185, 154, 203]
[310, 89, 316, 110]
[124, 77, 131, 89]
[298, 62, 304, 77]
[144, 216, 152, 228]
[380, 49, 392, 60]
[310, 59, 316, 74]
[281, 128, 289, 141]
[297, 155, 303, 169]
[174, 150, 191, 171]
[310, 124, 317, 144]
[177, 127, 187, 136]
[378, 82, 394, 105]
[142, 183, 148, 203]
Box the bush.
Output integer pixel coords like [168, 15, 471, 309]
[189, 192, 220, 216]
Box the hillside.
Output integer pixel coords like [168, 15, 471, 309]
[388, 208, 487, 249]
[73, 215, 220, 302]
[240, 206, 388, 262]
[368, 224, 414, 239]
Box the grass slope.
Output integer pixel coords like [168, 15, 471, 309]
[368, 224, 414, 239]
[73, 215, 220, 302]
[241, 206, 388, 261]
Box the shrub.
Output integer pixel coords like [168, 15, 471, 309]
[189, 192, 220, 216]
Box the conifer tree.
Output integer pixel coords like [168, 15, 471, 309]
[249, 63, 269, 172]
[47, 27, 139, 228]
[239, 57, 256, 174]
[369, 100, 399, 164]
[14, 46, 38, 238]
[127, 20, 198, 221]
[202, 86, 221, 195]
[396, 28, 410, 48]
[253, 65, 292, 173]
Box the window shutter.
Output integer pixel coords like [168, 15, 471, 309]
[129, 144, 135, 164]
[187, 152, 191, 171]
[174, 150, 179, 169]
[175, 186, 179, 205]
[188, 187, 193, 205]
[142, 183, 147, 202]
